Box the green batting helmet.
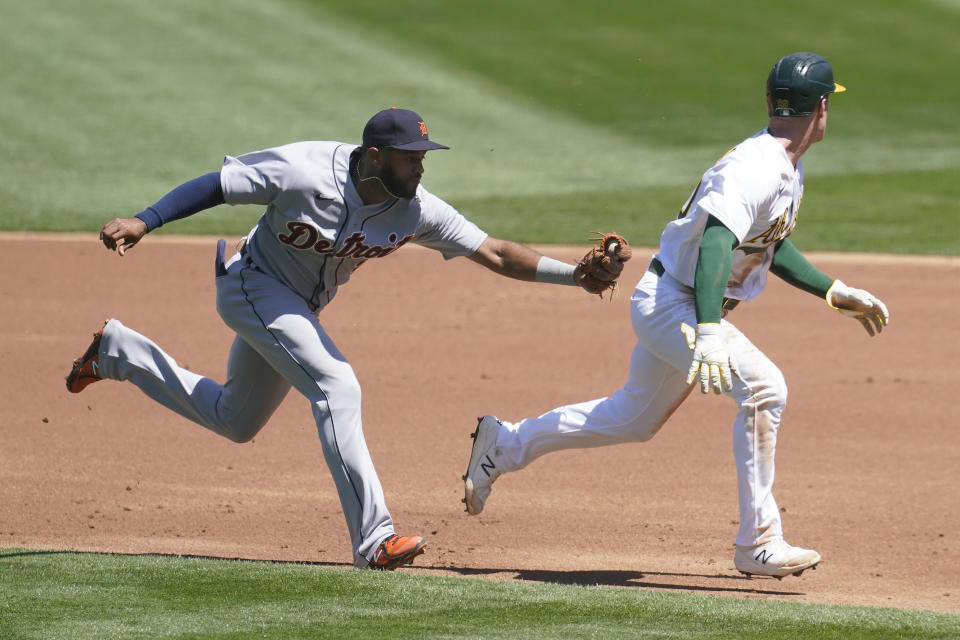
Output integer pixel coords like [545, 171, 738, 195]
[767, 52, 846, 117]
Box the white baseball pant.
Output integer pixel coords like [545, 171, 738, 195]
[495, 267, 788, 547]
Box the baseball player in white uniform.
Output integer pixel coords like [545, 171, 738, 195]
[462, 53, 890, 578]
[66, 108, 613, 570]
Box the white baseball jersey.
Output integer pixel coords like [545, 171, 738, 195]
[220, 141, 488, 311]
[656, 129, 803, 302]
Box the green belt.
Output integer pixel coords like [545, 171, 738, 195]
[648, 257, 665, 277]
[648, 257, 740, 312]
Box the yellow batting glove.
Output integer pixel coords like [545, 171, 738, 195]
[682, 322, 736, 394]
[826, 280, 890, 337]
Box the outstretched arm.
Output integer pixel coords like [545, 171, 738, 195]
[100, 172, 225, 256]
[467, 236, 550, 282]
[772, 238, 890, 336]
[770, 238, 833, 296]
[467, 235, 631, 295]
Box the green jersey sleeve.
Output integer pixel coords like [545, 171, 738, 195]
[694, 216, 738, 324]
[770, 238, 834, 298]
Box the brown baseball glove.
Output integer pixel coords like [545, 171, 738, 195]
[575, 232, 632, 297]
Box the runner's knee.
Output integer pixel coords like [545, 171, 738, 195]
[747, 365, 788, 414]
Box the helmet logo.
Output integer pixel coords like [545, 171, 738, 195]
[417, 121, 429, 137]
[777, 99, 790, 110]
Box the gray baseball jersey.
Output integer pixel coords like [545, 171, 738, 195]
[221, 141, 487, 311]
[92, 139, 489, 567]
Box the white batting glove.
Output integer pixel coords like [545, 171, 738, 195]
[682, 322, 737, 394]
[826, 280, 890, 337]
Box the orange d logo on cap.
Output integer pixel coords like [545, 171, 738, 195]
[362, 108, 450, 151]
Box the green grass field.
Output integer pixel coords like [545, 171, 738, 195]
[2, 0, 958, 637]
[3, 549, 958, 640]
[1, 0, 957, 252]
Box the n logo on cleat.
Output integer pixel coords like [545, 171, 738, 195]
[480, 455, 496, 477]
[755, 549, 773, 565]
[90, 360, 100, 378]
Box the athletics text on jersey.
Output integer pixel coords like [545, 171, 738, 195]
[656, 129, 803, 302]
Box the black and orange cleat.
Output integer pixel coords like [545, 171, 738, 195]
[368, 534, 426, 570]
[65, 320, 109, 393]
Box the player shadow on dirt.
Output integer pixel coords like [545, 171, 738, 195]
[446, 566, 806, 596]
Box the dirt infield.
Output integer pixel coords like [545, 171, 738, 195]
[3, 234, 957, 613]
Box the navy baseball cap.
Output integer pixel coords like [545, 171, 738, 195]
[362, 108, 449, 151]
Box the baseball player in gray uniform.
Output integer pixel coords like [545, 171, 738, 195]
[462, 53, 890, 578]
[66, 108, 612, 570]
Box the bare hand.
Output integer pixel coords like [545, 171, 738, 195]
[99, 217, 148, 256]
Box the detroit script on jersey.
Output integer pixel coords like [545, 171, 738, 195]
[278, 223, 414, 261]
[219, 141, 487, 311]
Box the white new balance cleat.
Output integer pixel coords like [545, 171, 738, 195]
[462, 415, 503, 515]
[734, 538, 821, 579]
